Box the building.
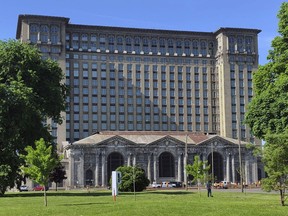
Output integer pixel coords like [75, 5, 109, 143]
[62, 131, 261, 187]
[16, 15, 262, 187]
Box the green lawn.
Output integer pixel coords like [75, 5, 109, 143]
[0, 189, 286, 216]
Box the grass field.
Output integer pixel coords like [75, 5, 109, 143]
[0, 189, 286, 216]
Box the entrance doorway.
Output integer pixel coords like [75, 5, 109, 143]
[107, 152, 124, 182]
[208, 152, 224, 181]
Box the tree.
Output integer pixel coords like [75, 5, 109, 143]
[21, 138, 59, 206]
[185, 155, 210, 195]
[115, 166, 150, 192]
[0, 40, 67, 196]
[49, 162, 67, 191]
[261, 133, 288, 206]
[244, 3, 288, 206]
[245, 2, 288, 139]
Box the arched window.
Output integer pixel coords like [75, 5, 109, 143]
[159, 152, 175, 177]
[29, 24, 39, 43]
[107, 152, 124, 181]
[50, 25, 60, 44]
[200, 41, 207, 56]
[117, 36, 123, 51]
[108, 36, 115, 51]
[125, 37, 132, 52]
[40, 25, 49, 43]
[192, 40, 199, 55]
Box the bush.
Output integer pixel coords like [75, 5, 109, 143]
[116, 166, 150, 192]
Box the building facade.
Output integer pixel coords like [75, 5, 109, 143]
[62, 131, 261, 187]
[16, 15, 262, 187]
[16, 15, 261, 145]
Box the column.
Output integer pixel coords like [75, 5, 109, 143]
[95, 153, 99, 187]
[133, 154, 136, 166]
[147, 154, 151, 183]
[231, 154, 235, 183]
[183, 154, 187, 186]
[153, 154, 157, 182]
[127, 153, 131, 166]
[69, 151, 74, 188]
[79, 155, 84, 187]
[101, 153, 106, 187]
[245, 157, 249, 185]
[252, 159, 258, 183]
[178, 154, 182, 182]
[226, 154, 230, 182]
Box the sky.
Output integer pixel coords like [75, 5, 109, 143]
[0, 0, 285, 65]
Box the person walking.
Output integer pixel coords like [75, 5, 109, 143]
[206, 181, 213, 197]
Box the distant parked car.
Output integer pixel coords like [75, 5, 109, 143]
[33, 185, 49, 191]
[151, 182, 161, 188]
[219, 181, 231, 189]
[19, 185, 28, 192]
[169, 181, 182, 188]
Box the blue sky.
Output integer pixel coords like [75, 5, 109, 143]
[0, 0, 285, 65]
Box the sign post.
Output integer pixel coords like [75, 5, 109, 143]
[112, 171, 121, 201]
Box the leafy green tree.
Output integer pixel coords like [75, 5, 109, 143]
[261, 133, 288, 206]
[186, 155, 210, 195]
[21, 138, 59, 206]
[0, 40, 67, 196]
[49, 162, 67, 191]
[245, 2, 288, 139]
[115, 166, 150, 192]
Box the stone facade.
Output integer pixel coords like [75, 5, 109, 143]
[61, 131, 262, 188]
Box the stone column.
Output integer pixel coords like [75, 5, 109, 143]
[127, 153, 131, 166]
[79, 155, 84, 187]
[178, 154, 182, 182]
[153, 154, 157, 182]
[95, 153, 99, 187]
[245, 157, 250, 185]
[101, 153, 106, 187]
[69, 151, 75, 188]
[252, 159, 258, 183]
[147, 154, 151, 183]
[231, 154, 235, 183]
[226, 154, 230, 182]
[183, 154, 187, 186]
[133, 154, 136, 166]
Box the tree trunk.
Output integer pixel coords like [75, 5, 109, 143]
[44, 186, 47, 207]
[280, 189, 285, 206]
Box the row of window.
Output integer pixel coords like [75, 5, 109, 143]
[66, 32, 215, 56]
[66, 123, 209, 140]
[67, 54, 215, 65]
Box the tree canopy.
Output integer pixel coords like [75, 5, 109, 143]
[0, 40, 67, 196]
[245, 2, 288, 140]
[186, 155, 210, 195]
[21, 138, 59, 206]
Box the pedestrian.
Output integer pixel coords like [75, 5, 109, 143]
[206, 181, 213, 197]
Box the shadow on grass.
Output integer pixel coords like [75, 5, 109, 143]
[61, 202, 110, 206]
[4, 189, 195, 198]
[4, 191, 112, 198]
[147, 190, 195, 195]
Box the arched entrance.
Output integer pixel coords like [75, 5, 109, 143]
[85, 169, 93, 186]
[107, 152, 124, 182]
[208, 152, 224, 181]
[159, 152, 175, 177]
